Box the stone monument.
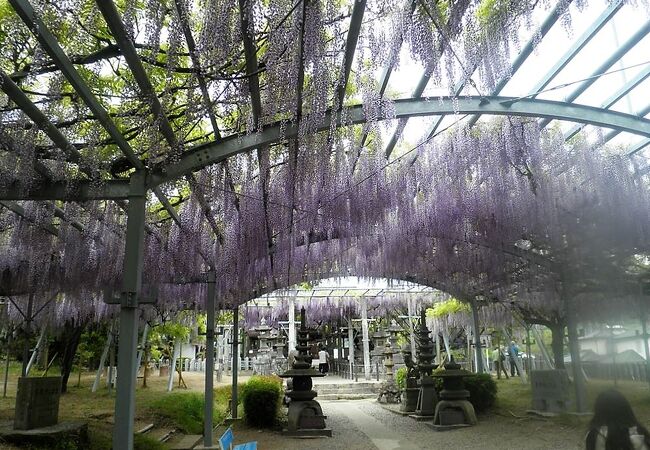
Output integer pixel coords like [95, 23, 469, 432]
[279, 307, 331, 437]
[399, 344, 420, 413]
[377, 339, 400, 404]
[529, 369, 570, 414]
[411, 309, 438, 420]
[13, 377, 62, 430]
[431, 357, 477, 429]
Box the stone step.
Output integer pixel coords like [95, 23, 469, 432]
[315, 385, 380, 394]
[317, 393, 377, 400]
[316, 389, 379, 396]
[166, 434, 202, 450]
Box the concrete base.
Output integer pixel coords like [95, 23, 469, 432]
[282, 428, 332, 437]
[408, 414, 433, 422]
[194, 445, 220, 449]
[433, 399, 477, 426]
[427, 422, 473, 431]
[0, 420, 88, 448]
[379, 403, 412, 416]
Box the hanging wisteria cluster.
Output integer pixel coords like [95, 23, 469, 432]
[1, 0, 650, 332]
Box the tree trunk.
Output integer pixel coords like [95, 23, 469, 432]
[60, 319, 85, 393]
[550, 322, 565, 370]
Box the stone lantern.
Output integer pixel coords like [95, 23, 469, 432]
[279, 308, 331, 437]
[411, 309, 438, 419]
[431, 356, 477, 429]
[377, 339, 400, 403]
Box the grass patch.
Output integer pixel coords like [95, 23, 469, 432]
[150, 391, 227, 434]
[150, 392, 205, 434]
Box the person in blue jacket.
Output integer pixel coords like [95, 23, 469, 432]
[509, 340, 520, 377]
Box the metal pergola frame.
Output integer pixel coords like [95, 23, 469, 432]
[2, 0, 650, 446]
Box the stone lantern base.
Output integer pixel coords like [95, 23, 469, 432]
[283, 400, 332, 437]
[399, 386, 419, 413]
[432, 398, 477, 429]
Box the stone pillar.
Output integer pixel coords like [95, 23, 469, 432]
[232, 306, 239, 419]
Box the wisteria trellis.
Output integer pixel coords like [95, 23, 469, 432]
[1, 0, 650, 332]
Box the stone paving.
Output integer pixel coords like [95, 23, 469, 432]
[232, 399, 585, 450]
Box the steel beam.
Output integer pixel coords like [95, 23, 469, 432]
[598, 103, 650, 147]
[358, 0, 417, 151]
[336, 0, 367, 109]
[14, 0, 183, 224]
[382, 0, 480, 158]
[465, 0, 573, 128]
[564, 65, 650, 141]
[0, 201, 58, 236]
[629, 137, 650, 156]
[530, 0, 624, 98]
[0, 70, 85, 168]
[151, 96, 650, 187]
[0, 180, 130, 201]
[539, 19, 650, 128]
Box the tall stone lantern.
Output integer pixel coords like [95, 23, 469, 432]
[279, 307, 331, 437]
[411, 309, 438, 419]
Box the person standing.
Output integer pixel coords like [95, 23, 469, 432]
[491, 346, 509, 379]
[509, 340, 520, 377]
[318, 346, 329, 374]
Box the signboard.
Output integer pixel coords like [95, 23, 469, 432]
[530, 370, 570, 413]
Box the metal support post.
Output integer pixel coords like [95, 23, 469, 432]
[136, 323, 149, 372]
[525, 325, 532, 376]
[21, 293, 34, 377]
[167, 340, 179, 392]
[470, 299, 484, 373]
[93, 323, 114, 392]
[348, 316, 354, 380]
[407, 298, 417, 356]
[25, 325, 47, 376]
[288, 296, 296, 352]
[361, 297, 370, 380]
[564, 296, 587, 412]
[203, 270, 216, 448]
[639, 283, 650, 390]
[231, 306, 239, 419]
[112, 171, 147, 450]
[3, 329, 11, 397]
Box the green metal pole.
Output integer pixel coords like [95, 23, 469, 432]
[231, 305, 239, 419]
[203, 270, 216, 447]
[113, 171, 146, 450]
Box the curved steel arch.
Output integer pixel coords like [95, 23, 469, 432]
[150, 95, 650, 188]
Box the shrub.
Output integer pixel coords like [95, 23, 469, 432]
[240, 375, 283, 428]
[464, 373, 497, 413]
[395, 367, 407, 391]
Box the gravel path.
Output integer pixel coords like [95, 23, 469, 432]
[232, 399, 585, 450]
